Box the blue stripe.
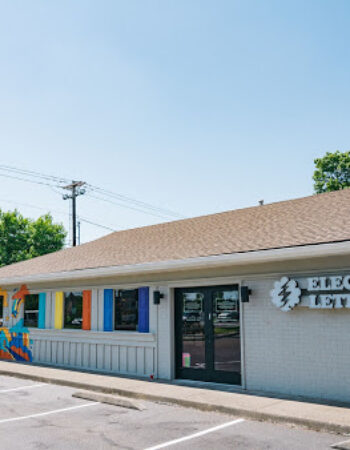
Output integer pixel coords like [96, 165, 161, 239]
[38, 293, 46, 329]
[138, 287, 149, 333]
[103, 289, 114, 331]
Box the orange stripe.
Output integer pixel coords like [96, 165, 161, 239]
[0, 350, 13, 360]
[82, 290, 91, 330]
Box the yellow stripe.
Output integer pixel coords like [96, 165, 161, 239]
[54, 292, 64, 329]
[0, 289, 8, 307]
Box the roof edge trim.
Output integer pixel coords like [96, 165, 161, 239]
[1, 240, 350, 286]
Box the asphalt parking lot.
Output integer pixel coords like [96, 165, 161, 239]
[0, 374, 346, 449]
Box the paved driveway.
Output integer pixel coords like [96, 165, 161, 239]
[0, 374, 344, 449]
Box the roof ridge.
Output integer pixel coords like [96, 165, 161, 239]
[89, 187, 350, 238]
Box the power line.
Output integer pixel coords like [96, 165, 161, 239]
[76, 217, 115, 232]
[0, 197, 117, 233]
[0, 164, 70, 184]
[86, 184, 185, 219]
[0, 164, 184, 220]
[87, 193, 177, 220]
[0, 172, 58, 188]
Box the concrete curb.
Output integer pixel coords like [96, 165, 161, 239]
[0, 368, 349, 435]
[72, 390, 145, 410]
[331, 438, 350, 449]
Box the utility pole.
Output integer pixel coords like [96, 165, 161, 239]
[62, 181, 86, 246]
[77, 220, 81, 246]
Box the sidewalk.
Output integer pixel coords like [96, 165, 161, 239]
[0, 361, 349, 434]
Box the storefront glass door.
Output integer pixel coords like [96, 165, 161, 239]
[175, 285, 241, 384]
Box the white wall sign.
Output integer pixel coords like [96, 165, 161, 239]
[270, 276, 301, 312]
[271, 275, 350, 311]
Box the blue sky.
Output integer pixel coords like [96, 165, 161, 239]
[0, 0, 349, 243]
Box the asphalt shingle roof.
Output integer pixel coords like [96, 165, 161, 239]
[0, 189, 349, 280]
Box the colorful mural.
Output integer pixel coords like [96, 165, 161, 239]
[12, 284, 30, 318]
[0, 285, 32, 362]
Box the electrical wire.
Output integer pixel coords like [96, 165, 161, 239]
[86, 184, 184, 219]
[0, 172, 58, 188]
[87, 193, 177, 220]
[0, 164, 184, 220]
[0, 197, 117, 232]
[0, 164, 70, 184]
[76, 217, 115, 232]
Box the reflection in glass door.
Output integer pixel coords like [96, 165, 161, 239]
[213, 289, 240, 375]
[175, 285, 241, 384]
[181, 292, 205, 370]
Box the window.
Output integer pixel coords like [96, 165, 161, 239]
[115, 289, 138, 331]
[24, 294, 39, 328]
[64, 292, 83, 329]
[0, 295, 3, 327]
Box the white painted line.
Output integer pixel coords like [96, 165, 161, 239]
[331, 437, 350, 448]
[0, 402, 99, 424]
[144, 418, 245, 450]
[0, 384, 45, 393]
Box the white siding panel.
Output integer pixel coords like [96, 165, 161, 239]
[91, 289, 99, 331]
[104, 345, 111, 371]
[63, 341, 70, 365]
[136, 347, 144, 375]
[29, 330, 156, 379]
[127, 347, 136, 373]
[97, 289, 104, 331]
[145, 348, 154, 376]
[119, 346, 127, 372]
[76, 343, 82, 367]
[83, 343, 90, 367]
[57, 341, 64, 364]
[97, 344, 104, 369]
[69, 342, 76, 367]
[111, 346, 119, 371]
[90, 344, 97, 369]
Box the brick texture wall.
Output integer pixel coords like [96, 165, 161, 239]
[243, 277, 350, 402]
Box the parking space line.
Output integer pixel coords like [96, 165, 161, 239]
[144, 418, 245, 450]
[0, 384, 45, 393]
[331, 437, 350, 449]
[0, 402, 99, 424]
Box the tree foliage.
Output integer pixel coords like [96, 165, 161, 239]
[313, 151, 350, 194]
[0, 210, 66, 267]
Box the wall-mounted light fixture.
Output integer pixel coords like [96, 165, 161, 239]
[240, 286, 252, 303]
[153, 290, 164, 305]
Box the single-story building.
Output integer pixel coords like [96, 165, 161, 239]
[0, 188, 350, 403]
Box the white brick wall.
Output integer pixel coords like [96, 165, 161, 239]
[156, 286, 174, 379]
[243, 277, 350, 402]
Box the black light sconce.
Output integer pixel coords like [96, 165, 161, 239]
[153, 290, 164, 305]
[240, 286, 252, 303]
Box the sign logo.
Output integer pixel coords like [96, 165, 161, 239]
[270, 276, 301, 312]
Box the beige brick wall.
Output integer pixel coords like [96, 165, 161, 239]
[243, 277, 350, 402]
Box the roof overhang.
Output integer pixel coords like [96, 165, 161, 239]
[0, 240, 349, 287]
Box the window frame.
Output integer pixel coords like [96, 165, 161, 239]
[114, 288, 139, 332]
[23, 294, 40, 328]
[63, 291, 83, 330]
[0, 295, 3, 327]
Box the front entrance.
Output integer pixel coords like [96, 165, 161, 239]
[175, 285, 241, 384]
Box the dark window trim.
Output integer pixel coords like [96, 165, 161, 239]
[114, 289, 139, 331]
[64, 291, 83, 330]
[24, 294, 39, 328]
[0, 295, 3, 327]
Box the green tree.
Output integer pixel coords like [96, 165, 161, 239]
[0, 210, 66, 267]
[313, 151, 350, 193]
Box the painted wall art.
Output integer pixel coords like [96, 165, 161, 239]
[0, 285, 33, 362]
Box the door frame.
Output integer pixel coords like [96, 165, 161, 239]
[174, 284, 242, 385]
